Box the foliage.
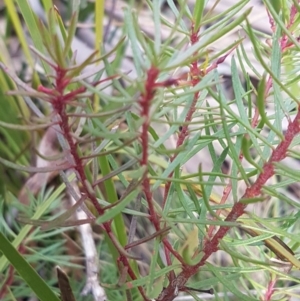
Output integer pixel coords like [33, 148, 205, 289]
[1, 0, 300, 301]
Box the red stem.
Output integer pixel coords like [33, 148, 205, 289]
[162, 24, 201, 209]
[156, 6, 300, 298]
[138, 66, 186, 267]
[43, 65, 148, 299]
[157, 105, 300, 301]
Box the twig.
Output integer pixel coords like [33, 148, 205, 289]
[68, 173, 106, 301]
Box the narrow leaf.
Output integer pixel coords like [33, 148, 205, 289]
[193, 0, 205, 31]
[0, 232, 61, 301]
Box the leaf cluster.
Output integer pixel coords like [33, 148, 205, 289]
[1, 1, 300, 301]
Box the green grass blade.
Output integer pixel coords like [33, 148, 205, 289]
[0, 231, 61, 301]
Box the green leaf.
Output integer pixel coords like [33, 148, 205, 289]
[96, 188, 140, 224]
[0, 231, 61, 301]
[193, 0, 205, 31]
[95, 0, 105, 56]
[166, 7, 252, 70]
[0, 176, 70, 272]
[241, 135, 262, 171]
[207, 263, 259, 301]
[257, 75, 284, 139]
[14, 0, 50, 73]
[268, 0, 282, 14]
[239, 196, 266, 204]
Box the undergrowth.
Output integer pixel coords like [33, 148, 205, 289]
[1, 0, 300, 301]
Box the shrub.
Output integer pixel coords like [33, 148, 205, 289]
[1, 1, 300, 301]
